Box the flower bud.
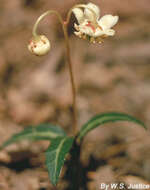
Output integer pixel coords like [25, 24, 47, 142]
[28, 35, 50, 56]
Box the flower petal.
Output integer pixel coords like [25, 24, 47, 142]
[104, 29, 115, 36]
[93, 28, 105, 37]
[28, 35, 50, 56]
[84, 3, 100, 22]
[92, 28, 115, 37]
[76, 21, 95, 37]
[72, 8, 84, 24]
[98, 15, 119, 30]
[79, 25, 94, 36]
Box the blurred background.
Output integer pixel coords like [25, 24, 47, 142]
[0, 0, 150, 189]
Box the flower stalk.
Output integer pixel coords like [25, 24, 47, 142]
[62, 23, 77, 135]
[29, 9, 77, 135]
[32, 10, 64, 37]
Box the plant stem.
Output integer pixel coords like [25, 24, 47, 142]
[62, 23, 77, 136]
[32, 10, 77, 136]
[32, 10, 63, 37]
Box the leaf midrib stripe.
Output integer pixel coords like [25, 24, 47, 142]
[54, 138, 66, 181]
[15, 131, 63, 140]
[79, 115, 137, 139]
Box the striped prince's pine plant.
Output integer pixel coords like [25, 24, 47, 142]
[0, 2, 147, 190]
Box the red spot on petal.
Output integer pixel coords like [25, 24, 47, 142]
[86, 21, 96, 32]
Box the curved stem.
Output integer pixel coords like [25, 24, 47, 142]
[32, 10, 77, 136]
[33, 10, 64, 37]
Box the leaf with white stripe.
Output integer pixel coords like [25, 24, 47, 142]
[0, 124, 66, 149]
[46, 136, 74, 185]
[77, 112, 146, 141]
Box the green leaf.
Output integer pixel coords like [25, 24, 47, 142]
[46, 136, 74, 185]
[0, 124, 66, 149]
[77, 112, 146, 141]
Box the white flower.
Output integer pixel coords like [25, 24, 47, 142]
[72, 3, 119, 43]
[28, 35, 50, 56]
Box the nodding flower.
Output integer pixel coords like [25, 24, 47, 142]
[28, 35, 50, 56]
[72, 2, 119, 43]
